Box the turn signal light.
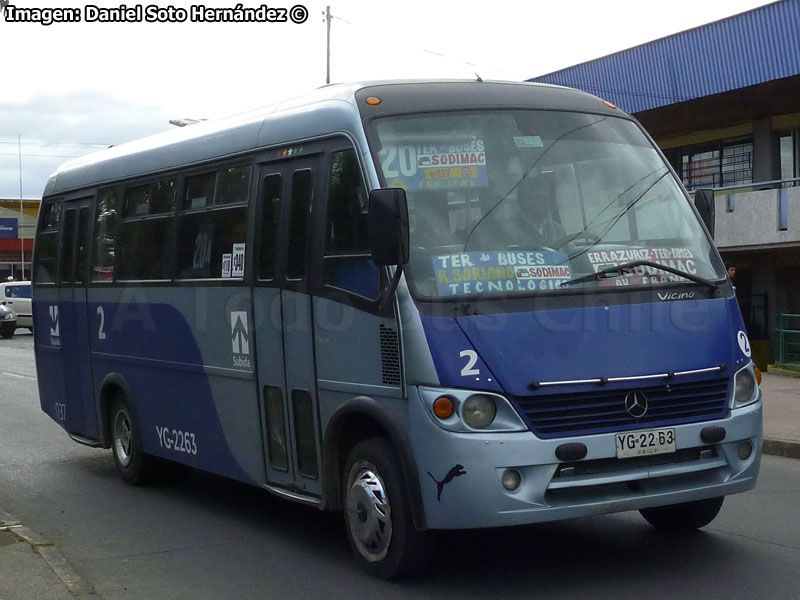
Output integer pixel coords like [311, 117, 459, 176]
[754, 367, 762, 385]
[433, 396, 455, 419]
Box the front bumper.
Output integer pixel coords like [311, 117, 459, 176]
[409, 386, 762, 530]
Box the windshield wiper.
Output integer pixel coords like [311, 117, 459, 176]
[558, 260, 721, 290]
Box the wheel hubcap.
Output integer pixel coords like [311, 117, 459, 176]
[113, 410, 133, 467]
[346, 463, 392, 562]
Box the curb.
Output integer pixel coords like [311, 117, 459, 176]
[763, 437, 800, 460]
[0, 508, 98, 598]
[766, 364, 800, 378]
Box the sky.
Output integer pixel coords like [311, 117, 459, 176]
[0, 0, 777, 199]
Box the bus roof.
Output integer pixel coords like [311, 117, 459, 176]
[43, 80, 625, 197]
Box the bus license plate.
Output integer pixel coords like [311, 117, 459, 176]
[615, 428, 675, 459]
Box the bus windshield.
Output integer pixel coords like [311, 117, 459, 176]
[371, 110, 726, 299]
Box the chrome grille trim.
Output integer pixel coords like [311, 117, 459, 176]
[529, 365, 726, 389]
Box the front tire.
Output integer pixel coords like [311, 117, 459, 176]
[640, 496, 724, 531]
[110, 395, 157, 485]
[343, 438, 431, 579]
[0, 327, 14, 339]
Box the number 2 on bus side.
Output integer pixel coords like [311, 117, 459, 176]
[97, 306, 106, 340]
[460, 350, 479, 376]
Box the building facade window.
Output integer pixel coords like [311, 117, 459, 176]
[780, 128, 799, 187]
[679, 139, 753, 190]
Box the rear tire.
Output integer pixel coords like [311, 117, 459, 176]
[640, 496, 724, 531]
[110, 394, 157, 485]
[343, 438, 432, 579]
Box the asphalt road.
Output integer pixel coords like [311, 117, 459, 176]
[1, 332, 799, 599]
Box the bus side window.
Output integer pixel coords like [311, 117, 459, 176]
[60, 210, 76, 285]
[216, 166, 251, 206]
[117, 179, 176, 281]
[178, 166, 251, 280]
[75, 207, 91, 285]
[322, 149, 379, 300]
[34, 201, 62, 284]
[258, 174, 281, 280]
[286, 169, 312, 280]
[92, 187, 120, 282]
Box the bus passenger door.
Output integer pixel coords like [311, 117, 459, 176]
[253, 167, 293, 488]
[254, 157, 323, 497]
[58, 198, 98, 439]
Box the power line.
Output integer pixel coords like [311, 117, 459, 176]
[0, 139, 112, 148]
[327, 9, 526, 81]
[330, 13, 352, 25]
[0, 152, 83, 158]
[422, 48, 477, 68]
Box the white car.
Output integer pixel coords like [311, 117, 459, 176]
[0, 304, 16, 338]
[0, 281, 31, 332]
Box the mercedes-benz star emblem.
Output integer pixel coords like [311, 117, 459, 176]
[624, 391, 648, 418]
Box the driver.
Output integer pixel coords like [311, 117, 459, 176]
[516, 174, 566, 247]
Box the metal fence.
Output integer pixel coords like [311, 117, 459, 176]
[777, 313, 800, 367]
[687, 176, 800, 195]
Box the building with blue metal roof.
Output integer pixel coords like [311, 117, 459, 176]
[530, 0, 800, 367]
[531, 1, 800, 116]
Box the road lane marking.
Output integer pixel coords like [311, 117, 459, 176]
[0, 371, 37, 381]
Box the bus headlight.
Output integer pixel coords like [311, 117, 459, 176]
[462, 394, 497, 429]
[419, 387, 527, 433]
[732, 365, 759, 409]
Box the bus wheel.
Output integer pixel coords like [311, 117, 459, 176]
[640, 496, 724, 531]
[111, 395, 155, 486]
[343, 438, 431, 579]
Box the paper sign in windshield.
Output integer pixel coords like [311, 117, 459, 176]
[379, 139, 488, 190]
[433, 251, 571, 296]
[587, 247, 698, 286]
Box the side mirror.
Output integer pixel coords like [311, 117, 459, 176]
[369, 188, 409, 266]
[694, 188, 715, 239]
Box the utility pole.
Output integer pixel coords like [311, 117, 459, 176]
[324, 5, 331, 84]
[18, 135, 24, 281]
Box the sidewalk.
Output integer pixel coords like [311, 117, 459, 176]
[761, 371, 800, 459]
[0, 509, 96, 600]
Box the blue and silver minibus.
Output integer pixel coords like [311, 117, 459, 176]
[33, 80, 762, 578]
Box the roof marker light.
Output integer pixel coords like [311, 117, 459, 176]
[603, 101, 617, 109]
[366, 96, 381, 106]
